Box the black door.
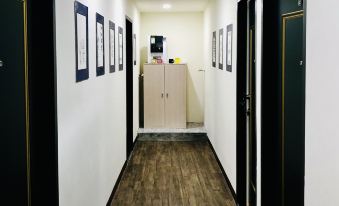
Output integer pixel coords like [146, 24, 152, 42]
[261, 1, 305, 206]
[237, 0, 257, 205]
[282, 11, 305, 206]
[126, 17, 134, 158]
[248, 27, 257, 205]
[248, 1, 257, 204]
[236, 0, 248, 205]
[0, 1, 29, 205]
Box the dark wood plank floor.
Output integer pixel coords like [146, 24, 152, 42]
[110, 140, 236, 206]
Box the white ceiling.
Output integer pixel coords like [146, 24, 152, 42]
[133, 0, 210, 12]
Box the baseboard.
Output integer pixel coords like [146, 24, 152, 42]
[206, 136, 238, 205]
[106, 135, 139, 206]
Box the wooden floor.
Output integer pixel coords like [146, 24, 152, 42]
[110, 139, 236, 206]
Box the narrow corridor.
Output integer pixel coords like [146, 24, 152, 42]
[110, 135, 236, 206]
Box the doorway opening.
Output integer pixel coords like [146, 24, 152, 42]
[126, 16, 134, 159]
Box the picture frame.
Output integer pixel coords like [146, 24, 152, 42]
[226, 24, 233, 72]
[74, 1, 89, 82]
[133, 34, 136, 66]
[219, 28, 224, 70]
[118, 26, 123, 71]
[109, 21, 115, 73]
[96, 13, 105, 76]
[212, 31, 216, 68]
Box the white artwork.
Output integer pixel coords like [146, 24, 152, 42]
[219, 32, 223, 65]
[110, 28, 115, 66]
[77, 13, 87, 70]
[134, 34, 136, 65]
[227, 31, 232, 66]
[212, 32, 216, 63]
[97, 22, 104, 67]
[119, 32, 123, 65]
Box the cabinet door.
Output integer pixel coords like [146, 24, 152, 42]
[165, 65, 187, 128]
[144, 65, 165, 128]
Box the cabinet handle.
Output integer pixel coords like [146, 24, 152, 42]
[161, 93, 164, 98]
[166, 93, 169, 98]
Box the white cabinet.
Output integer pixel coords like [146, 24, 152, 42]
[144, 64, 187, 128]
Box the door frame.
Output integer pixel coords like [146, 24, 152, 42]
[248, 0, 257, 204]
[236, 0, 248, 205]
[125, 16, 134, 159]
[27, 0, 59, 204]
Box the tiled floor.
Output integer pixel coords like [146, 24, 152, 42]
[138, 122, 206, 134]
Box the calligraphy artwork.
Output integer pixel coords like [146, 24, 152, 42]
[219, 28, 223, 70]
[74, 1, 89, 82]
[226, 24, 233, 72]
[109, 21, 115, 73]
[212, 31, 216, 68]
[96, 13, 105, 76]
[118, 26, 123, 71]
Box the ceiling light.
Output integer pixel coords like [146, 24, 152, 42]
[163, 3, 172, 9]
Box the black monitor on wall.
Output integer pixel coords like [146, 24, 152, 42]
[150, 35, 163, 53]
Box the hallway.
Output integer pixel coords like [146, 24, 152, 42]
[2, 0, 339, 205]
[110, 135, 236, 206]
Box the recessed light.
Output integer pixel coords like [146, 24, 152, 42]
[163, 3, 172, 9]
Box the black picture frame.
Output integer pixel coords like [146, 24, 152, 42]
[226, 24, 233, 72]
[118, 26, 123, 71]
[109, 21, 115, 73]
[212, 31, 216, 68]
[74, 1, 89, 82]
[219, 28, 224, 70]
[133, 34, 136, 66]
[96, 13, 105, 76]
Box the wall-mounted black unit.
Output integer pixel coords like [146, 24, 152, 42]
[150, 35, 163, 53]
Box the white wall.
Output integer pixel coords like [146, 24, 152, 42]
[140, 12, 205, 123]
[55, 0, 140, 205]
[203, 0, 238, 189]
[305, 0, 339, 205]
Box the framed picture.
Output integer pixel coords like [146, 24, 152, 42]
[133, 34, 136, 66]
[212, 31, 216, 68]
[74, 1, 89, 82]
[219, 28, 224, 70]
[109, 21, 115, 73]
[226, 24, 233, 72]
[118, 27, 123, 71]
[96, 13, 105, 76]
